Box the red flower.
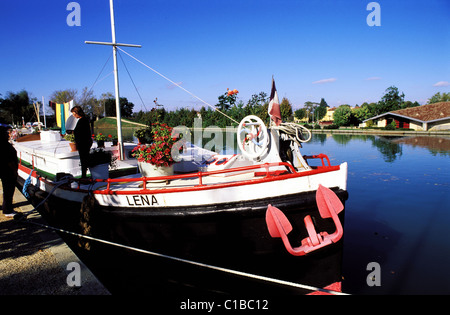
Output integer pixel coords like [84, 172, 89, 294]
[131, 123, 177, 167]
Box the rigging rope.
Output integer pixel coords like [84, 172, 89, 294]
[18, 175, 74, 220]
[78, 53, 113, 106]
[272, 122, 312, 145]
[21, 169, 33, 199]
[118, 50, 148, 112]
[117, 47, 240, 125]
[117, 47, 317, 140]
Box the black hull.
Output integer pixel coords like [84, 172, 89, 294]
[17, 177, 348, 295]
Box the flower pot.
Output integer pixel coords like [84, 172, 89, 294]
[69, 142, 77, 152]
[97, 140, 105, 148]
[138, 161, 173, 181]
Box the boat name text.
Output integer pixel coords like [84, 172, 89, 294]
[126, 195, 158, 206]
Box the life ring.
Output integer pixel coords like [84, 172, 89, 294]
[237, 115, 269, 159]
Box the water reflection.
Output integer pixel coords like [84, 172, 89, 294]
[392, 136, 450, 156]
[311, 134, 450, 163]
[369, 136, 403, 163]
[97, 124, 450, 159]
[331, 134, 352, 145]
[311, 133, 450, 294]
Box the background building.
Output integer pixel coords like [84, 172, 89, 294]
[361, 102, 450, 131]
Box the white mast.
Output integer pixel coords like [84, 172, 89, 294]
[42, 96, 47, 128]
[85, 0, 141, 160]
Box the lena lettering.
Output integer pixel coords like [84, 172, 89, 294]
[126, 195, 159, 206]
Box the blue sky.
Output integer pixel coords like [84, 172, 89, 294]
[0, 0, 449, 114]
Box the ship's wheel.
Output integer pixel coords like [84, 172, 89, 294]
[237, 115, 269, 159]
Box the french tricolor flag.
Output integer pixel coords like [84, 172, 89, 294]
[268, 78, 282, 126]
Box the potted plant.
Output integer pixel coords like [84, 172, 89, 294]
[131, 122, 179, 178]
[64, 133, 77, 152]
[133, 127, 150, 144]
[87, 148, 117, 180]
[108, 134, 118, 146]
[93, 133, 107, 148]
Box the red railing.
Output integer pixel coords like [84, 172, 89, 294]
[94, 161, 297, 192]
[20, 154, 339, 195]
[303, 154, 331, 167]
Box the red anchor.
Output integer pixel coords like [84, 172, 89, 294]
[266, 184, 344, 256]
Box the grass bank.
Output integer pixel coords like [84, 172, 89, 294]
[93, 117, 147, 141]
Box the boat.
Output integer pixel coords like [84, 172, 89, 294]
[12, 0, 349, 295]
[14, 118, 348, 294]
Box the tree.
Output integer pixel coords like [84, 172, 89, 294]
[353, 104, 371, 123]
[280, 97, 293, 121]
[244, 92, 268, 116]
[216, 89, 238, 112]
[229, 100, 245, 124]
[401, 100, 420, 109]
[360, 102, 379, 118]
[105, 97, 134, 118]
[121, 98, 134, 118]
[303, 101, 319, 122]
[428, 92, 450, 104]
[333, 105, 353, 126]
[377, 86, 405, 115]
[315, 98, 329, 121]
[258, 102, 269, 122]
[314, 106, 328, 122]
[96, 92, 114, 118]
[294, 108, 306, 121]
[0, 90, 36, 124]
[77, 87, 99, 117]
[319, 98, 328, 108]
[50, 89, 77, 104]
[313, 98, 329, 122]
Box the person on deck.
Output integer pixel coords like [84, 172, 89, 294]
[70, 106, 93, 178]
[0, 125, 18, 217]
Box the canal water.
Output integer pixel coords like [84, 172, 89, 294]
[67, 132, 450, 295]
[303, 133, 450, 294]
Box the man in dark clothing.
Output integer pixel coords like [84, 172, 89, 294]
[0, 125, 18, 217]
[70, 106, 93, 178]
